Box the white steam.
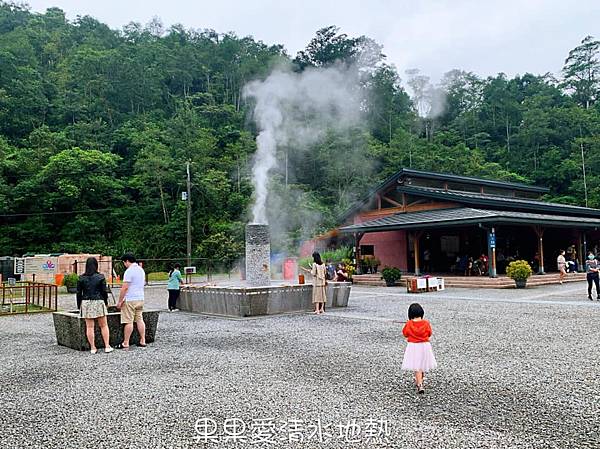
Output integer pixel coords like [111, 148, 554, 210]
[243, 66, 362, 225]
[405, 68, 446, 119]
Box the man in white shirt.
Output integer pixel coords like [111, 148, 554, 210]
[116, 253, 146, 349]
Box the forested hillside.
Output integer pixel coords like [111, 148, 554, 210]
[0, 2, 598, 259]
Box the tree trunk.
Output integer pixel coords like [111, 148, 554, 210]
[158, 178, 169, 224]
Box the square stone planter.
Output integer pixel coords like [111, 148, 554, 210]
[53, 307, 160, 351]
[325, 282, 352, 308]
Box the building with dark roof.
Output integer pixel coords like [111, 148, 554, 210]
[302, 169, 600, 277]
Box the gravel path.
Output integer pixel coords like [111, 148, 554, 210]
[0, 282, 598, 448]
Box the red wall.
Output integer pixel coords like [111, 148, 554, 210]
[299, 240, 316, 258]
[361, 230, 408, 271]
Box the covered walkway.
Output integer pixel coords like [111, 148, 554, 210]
[341, 207, 600, 277]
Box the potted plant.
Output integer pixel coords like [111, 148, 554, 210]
[359, 257, 370, 274]
[506, 260, 533, 288]
[365, 257, 375, 273]
[341, 258, 355, 280]
[62, 273, 79, 294]
[381, 267, 402, 287]
[372, 258, 381, 273]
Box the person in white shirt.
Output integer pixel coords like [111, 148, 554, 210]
[116, 253, 146, 349]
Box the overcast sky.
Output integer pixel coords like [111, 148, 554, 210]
[24, 0, 600, 83]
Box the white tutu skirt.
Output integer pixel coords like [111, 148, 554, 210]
[402, 342, 437, 372]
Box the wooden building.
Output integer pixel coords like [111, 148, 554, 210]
[303, 169, 600, 277]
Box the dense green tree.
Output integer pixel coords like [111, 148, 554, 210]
[562, 35, 600, 109]
[0, 2, 597, 257]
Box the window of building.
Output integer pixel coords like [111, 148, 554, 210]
[360, 245, 375, 256]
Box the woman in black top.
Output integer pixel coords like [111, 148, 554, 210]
[76, 257, 113, 354]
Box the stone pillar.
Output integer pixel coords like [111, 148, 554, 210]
[245, 224, 271, 286]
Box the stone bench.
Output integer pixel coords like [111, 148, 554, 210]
[53, 307, 160, 351]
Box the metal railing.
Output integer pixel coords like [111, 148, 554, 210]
[70, 257, 240, 287]
[0, 281, 58, 314]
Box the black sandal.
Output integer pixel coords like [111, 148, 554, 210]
[136, 343, 147, 348]
[115, 343, 130, 350]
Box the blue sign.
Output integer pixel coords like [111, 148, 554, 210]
[489, 233, 496, 249]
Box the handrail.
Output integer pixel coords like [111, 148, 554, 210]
[0, 281, 58, 314]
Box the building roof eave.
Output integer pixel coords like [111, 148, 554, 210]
[339, 207, 600, 233]
[397, 186, 600, 218]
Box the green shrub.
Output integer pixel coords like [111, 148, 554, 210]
[299, 246, 353, 270]
[381, 267, 402, 283]
[147, 272, 169, 281]
[506, 260, 533, 281]
[321, 246, 353, 264]
[62, 273, 79, 289]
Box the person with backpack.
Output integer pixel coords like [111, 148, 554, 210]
[325, 259, 335, 281]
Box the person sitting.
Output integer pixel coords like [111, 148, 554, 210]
[479, 253, 489, 274]
[335, 264, 349, 282]
[472, 257, 485, 276]
[466, 257, 474, 276]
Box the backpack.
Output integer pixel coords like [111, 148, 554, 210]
[325, 264, 335, 281]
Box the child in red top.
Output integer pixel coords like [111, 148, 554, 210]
[402, 303, 437, 394]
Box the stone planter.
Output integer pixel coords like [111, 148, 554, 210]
[53, 307, 160, 351]
[514, 279, 528, 289]
[325, 282, 352, 308]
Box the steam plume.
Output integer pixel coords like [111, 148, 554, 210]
[243, 66, 362, 225]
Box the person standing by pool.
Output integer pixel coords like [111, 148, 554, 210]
[167, 263, 185, 312]
[77, 257, 113, 354]
[311, 251, 327, 314]
[116, 253, 146, 349]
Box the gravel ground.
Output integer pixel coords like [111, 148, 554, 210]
[1, 282, 599, 449]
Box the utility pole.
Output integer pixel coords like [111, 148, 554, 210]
[186, 161, 192, 267]
[579, 125, 588, 208]
[581, 141, 588, 208]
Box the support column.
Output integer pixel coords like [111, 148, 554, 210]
[487, 226, 497, 278]
[413, 231, 423, 276]
[354, 232, 364, 274]
[533, 226, 545, 275]
[578, 232, 584, 272]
